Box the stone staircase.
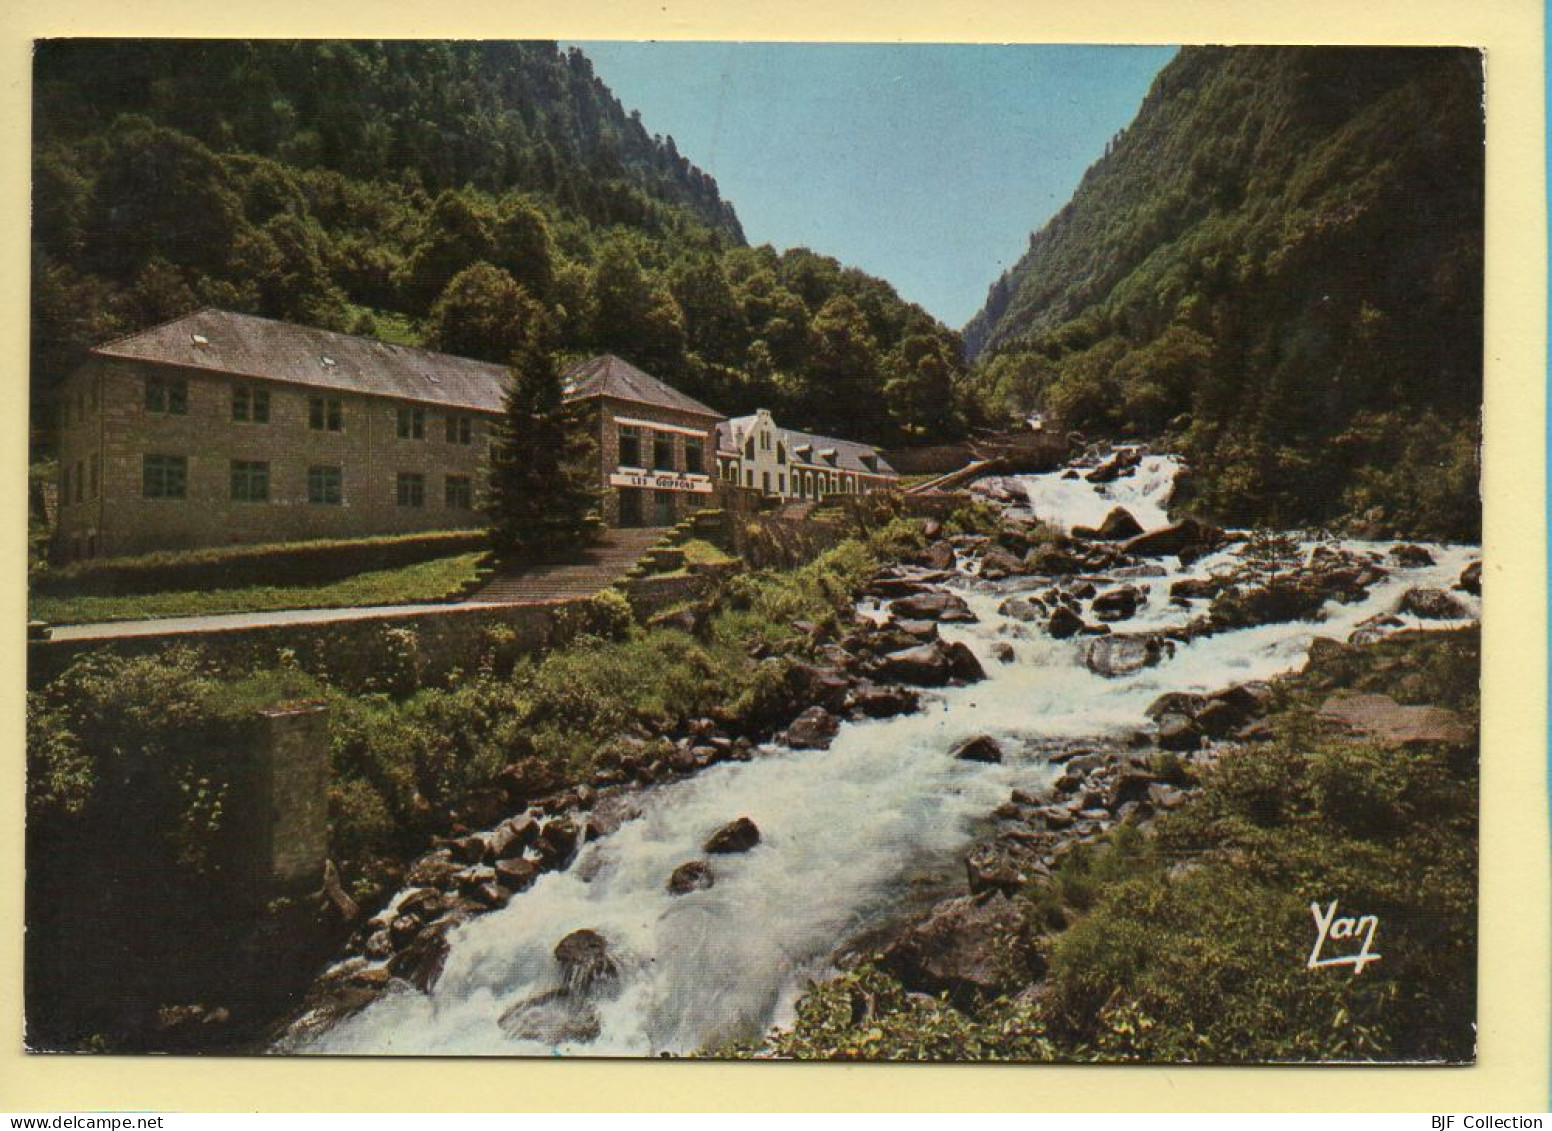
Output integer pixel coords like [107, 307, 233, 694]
[465, 528, 664, 605]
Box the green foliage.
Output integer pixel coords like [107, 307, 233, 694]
[966, 48, 1483, 539]
[484, 344, 603, 557]
[33, 40, 977, 452]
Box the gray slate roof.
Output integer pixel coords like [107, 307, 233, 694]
[93, 308, 511, 413]
[92, 309, 723, 420]
[561, 354, 723, 420]
[717, 415, 897, 477]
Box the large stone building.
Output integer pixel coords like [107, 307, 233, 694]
[715, 409, 897, 501]
[51, 308, 895, 561]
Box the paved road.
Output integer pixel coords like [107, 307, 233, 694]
[43, 598, 526, 643]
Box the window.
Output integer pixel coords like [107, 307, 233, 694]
[445, 415, 473, 445]
[761, 430, 771, 451]
[143, 454, 187, 499]
[618, 425, 642, 467]
[653, 432, 675, 472]
[310, 396, 343, 431]
[74, 461, 84, 504]
[778, 473, 786, 495]
[744, 436, 755, 459]
[776, 442, 787, 465]
[396, 472, 425, 507]
[145, 375, 188, 415]
[397, 406, 425, 440]
[745, 469, 754, 487]
[89, 454, 99, 498]
[762, 471, 771, 494]
[685, 436, 704, 474]
[233, 385, 270, 423]
[230, 460, 270, 502]
[445, 475, 472, 510]
[308, 465, 343, 505]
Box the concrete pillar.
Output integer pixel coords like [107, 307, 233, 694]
[252, 702, 330, 891]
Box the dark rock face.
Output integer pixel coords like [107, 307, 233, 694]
[1389, 543, 1436, 568]
[497, 757, 565, 804]
[890, 591, 978, 623]
[1086, 448, 1142, 484]
[667, 860, 715, 895]
[1123, 518, 1224, 560]
[494, 857, 540, 892]
[1170, 576, 1227, 600]
[919, 542, 957, 571]
[848, 681, 921, 719]
[1208, 578, 1329, 630]
[1154, 714, 1202, 752]
[991, 641, 1016, 664]
[499, 989, 602, 1044]
[1047, 605, 1084, 639]
[704, 817, 761, 855]
[998, 594, 1046, 622]
[1091, 585, 1144, 622]
[979, 547, 1026, 579]
[783, 705, 840, 750]
[944, 641, 988, 683]
[1083, 633, 1173, 678]
[387, 921, 453, 992]
[1398, 586, 1469, 620]
[1074, 506, 1145, 541]
[1456, 560, 1482, 595]
[535, 819, 580, 870]
[951, 735, 1003, 763]
[553, 929, 619, 994]
[880, 892, 1037, 1004]
[877, 642, 952, 686]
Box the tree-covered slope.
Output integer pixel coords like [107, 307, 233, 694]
[33, 40, 969, 449]
[965, 48, 1483, 540]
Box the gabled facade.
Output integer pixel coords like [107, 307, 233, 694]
[716, 410, 898, 501]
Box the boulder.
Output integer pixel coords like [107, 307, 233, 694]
[951, 735, 1003, 763]
[499, 989, 602, 1045]
[1083, 633, 1172, 678]
[848, 681, 921, 719]
[997, 594, 1046, 622]
[1091, 585, 1143, 622]
[667, 859, 715, 895]
[1146, 691, 1206, 720]
[1397, 586, 1469, 620]
[1123, 518, 1224, 560]
[387, 922, 453, 992]
[1348, 613, 1405, 647]
[1456, 560, 1482, 596]
[494, 857, 540, 893]
[979, 547, 1026, 579]
[397, 888, 444, 923]
[965, 838, 1049, 895]
[1316, 693, 1473, 746]
[1086, 448, 1142, 484]
[1154, 714, 1202, 752]
[1147, 783, 1189, 810]
[783, 705, 841, 750]
[1209, 578, 1328, 630]
[944, 641, 987, 683]
[553, 929, 619, 993]
[880, 892, 1037, 1004]
[1170, 576, 1228, 601]
[877, 642, 952, 686]
[890, 591, 978, 624]
[1096, 506, 1145, 541]
[991, 641, 1016, 664]
[1047, 606, 1084, 639]
[535, 818, 580, 870]
[919, 542, 957, 571]
[1389, 543, 1436, 568]
[705, 817, 761, 855]
[497, 757, 565, 804]
[1027, 545, 1084, 575]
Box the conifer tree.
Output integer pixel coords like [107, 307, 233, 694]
[484, 343, 602, 559]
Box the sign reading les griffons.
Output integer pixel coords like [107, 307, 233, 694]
[609, 471, 715, 493]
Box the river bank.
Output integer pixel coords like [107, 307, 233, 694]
[283, 445, 1480, 1060]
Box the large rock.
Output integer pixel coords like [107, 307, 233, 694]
[1074, 506, 1145, 542]
[387, 921, 454, 992]
[496, 757, 565, 804]
[1209, 578, 1329, 630]
[919, 542, 957, 571]
[979, 546, 1027, 579]
[553, 929, 619, 994]
[535, 818, 580, 870]
[1082, 633, 1172, 678]
[944, 641, 987, 684]
[890, 591, 978, 624]
[1170, 576, 1228, 601]
[1091, 585, 1144, 622]
[877, 642, 952, 686]
[847, 681, 921, 719]
[1456, 560, 1482, 596]
[705, 817, 761, 854]
[965, 837, 1050, 895]
[950, 735, 1003, 763]
[783, 705, 841, 750]
[1397, 586, 1469, 620]
[667, 860, 715, 895]
[1154, 714, 1202, 752]
[1047, 606, 1084, 639]
[499, 989, 602, 1044]
[1389, 543, 1436, 568]
[788, 663, 854, 713]
[1085, 448, 1142, 484]
[1316, 693, 1473, 746]
[880, 892, 1037, 1004]
[997, 594, 1046, 623]
[1123, 518, 1224, 560]
[494, 857, 540, 893]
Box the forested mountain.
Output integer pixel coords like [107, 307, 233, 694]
[965, 47, 1483, 540]
[32, 40, 969, 448]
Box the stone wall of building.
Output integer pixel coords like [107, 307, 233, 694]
[54, 358, 498, 560]
[593, 395, 721, 528]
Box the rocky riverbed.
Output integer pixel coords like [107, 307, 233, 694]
[281, 444, 1480, 1057]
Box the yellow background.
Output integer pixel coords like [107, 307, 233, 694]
[0, 0, 1545, 1112]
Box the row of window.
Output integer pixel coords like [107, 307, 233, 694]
[719, 460, 870, 499]
[140, 455, 474, 509]
[142, 375, 479, 443]
[618, 426, 706, 474]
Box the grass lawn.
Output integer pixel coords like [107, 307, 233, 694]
[31, 552, 486, 626]
[677, 537, 736, 566]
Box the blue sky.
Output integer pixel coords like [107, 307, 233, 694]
[570, 42, 1178, 329]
